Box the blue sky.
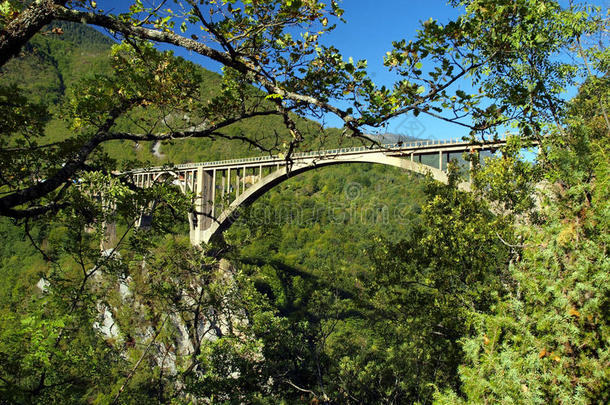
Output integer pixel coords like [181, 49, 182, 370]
[96, 0, 606, 140]
[314, 0, 467, 139]
[318, 1, 465, 136]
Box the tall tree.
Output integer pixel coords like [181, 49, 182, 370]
[433, 3, 610, 402]
[2, 0, 596, 219]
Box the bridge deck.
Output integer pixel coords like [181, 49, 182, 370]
[130, 134, 513, 173]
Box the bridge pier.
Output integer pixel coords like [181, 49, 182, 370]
[190, 167, 215, 246]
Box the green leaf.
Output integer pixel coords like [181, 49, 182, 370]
[265, 93, 283, 100]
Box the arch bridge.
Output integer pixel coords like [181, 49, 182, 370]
[130, 136, 514, 245]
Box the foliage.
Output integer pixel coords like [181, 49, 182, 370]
[319, 177, 510, 403]
[0, 1, 608, 404]
[434, 45, 610, 405]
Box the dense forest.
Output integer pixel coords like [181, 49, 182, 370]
[0, 1, 608, 404]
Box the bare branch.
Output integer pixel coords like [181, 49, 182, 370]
[112, 315, 169, 404]
[285, 379, 318, 397]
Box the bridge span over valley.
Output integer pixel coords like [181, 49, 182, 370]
[129, 135, 523, 245]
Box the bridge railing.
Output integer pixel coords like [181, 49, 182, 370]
[133, 133, 512, 173]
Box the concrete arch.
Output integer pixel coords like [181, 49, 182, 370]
[198, 152, 467, 244]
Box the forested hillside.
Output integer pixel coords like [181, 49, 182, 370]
[0, 1, 607, 404]
[0, 19, 425, 270]
[1, 22, 346, 164]
[0, 18, 435, 403]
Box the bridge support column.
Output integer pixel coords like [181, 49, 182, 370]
[211, 169, 216, 219]
[190, 167, 215, 246]
[100, 194, 117, 251]
[235, 167, 240, 197]
[221, 170, 225, 195]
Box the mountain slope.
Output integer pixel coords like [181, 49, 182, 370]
[0, 19, 428, 251]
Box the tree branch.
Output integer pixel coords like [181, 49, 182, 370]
[0, 103, 278, 217]
[0, 0, 68, 67]
[53, 7, 357, 126]
[112, 315, 168, 404]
